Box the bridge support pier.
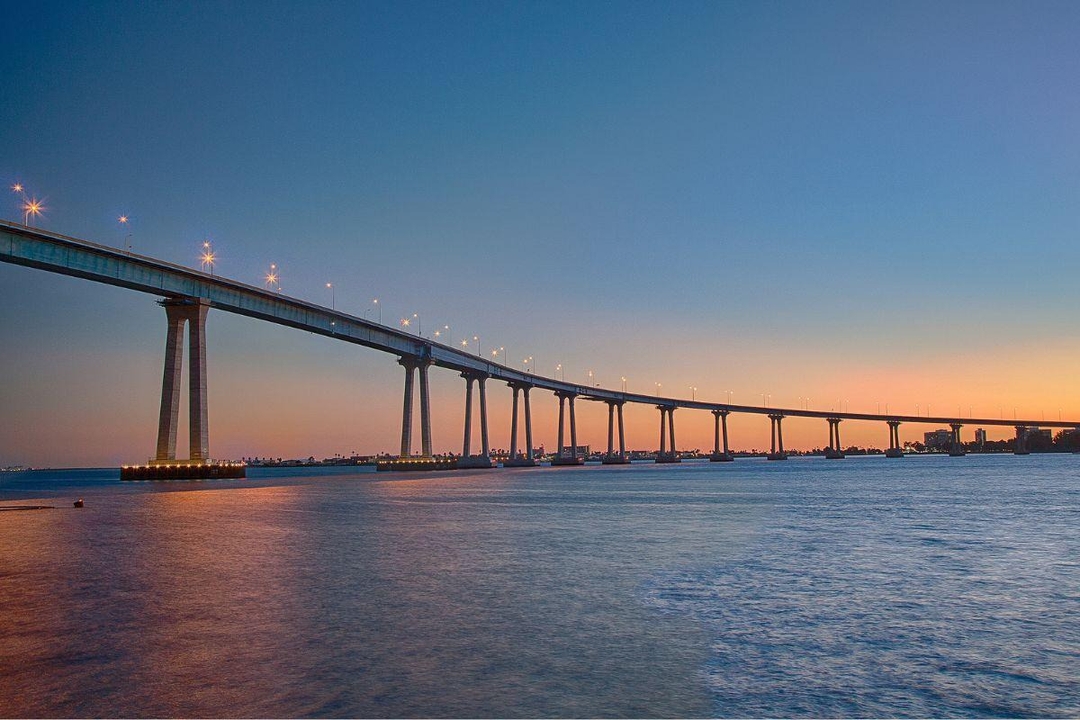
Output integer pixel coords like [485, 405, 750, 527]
[1014, 425, 1030, 455]
[949, 423, 966, 456]
[552, 391, 583, 466]
[152, 298, 211, 465]
[825, 418, 845, 459]
[709, 409, 734, 461]
[768, 414, 787, 460]
[602, 400, 629, 464]
[656, 406, 680, 463]
[885, 420, 903, 458]
[505, 382, 537, 467]
[459, 372, 493, 468]
[398, 356, 433, 459]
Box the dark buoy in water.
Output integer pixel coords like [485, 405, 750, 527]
[73, 499, 84, 508]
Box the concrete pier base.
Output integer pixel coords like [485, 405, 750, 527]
[122, 462, 245, 481]
[885, 448, 904, 458]
[824, 449, 845, 459]
[708, 452, 735, 462]
[767, 452, 787, 461]
[503, 458, 538, 468]
[655, 454, 681, 464]
[457, 456, 495, 469]
[601, 455, 631, 465]
[377, 457, 457, 472]
[551, 456, 585, 466]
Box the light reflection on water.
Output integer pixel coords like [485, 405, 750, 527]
[1, 457, 1078, 717]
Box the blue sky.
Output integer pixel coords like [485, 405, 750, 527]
[3, 1, 1079, 465]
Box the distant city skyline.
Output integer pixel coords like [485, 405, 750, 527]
[3, 0, 1080, 466]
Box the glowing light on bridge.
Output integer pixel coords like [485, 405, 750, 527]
[200, 240, 216, 275]
[118, 215, 128, 225]
[12, 182, 24, 194]
[22, 197, 44, 226]
[265, 263, 279, 290]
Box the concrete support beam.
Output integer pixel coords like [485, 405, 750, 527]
[552, 391, 583, 466]
[153, 298, 211, 465]
[505, 382, 537, 467]
[709, 409, 734, 462]
[768, 414, 787, 460]
[885, 421, 903, 458]
[154, 302, 188, 463]
[418, 361, 432, 458]
[949, 423, 966, 457]
[656, 406, 680, 463]
[462, 375, 474, 457]
[399, 358, 417, 458]
[825, 418, 844, 459]
[602, 400, 629, 464]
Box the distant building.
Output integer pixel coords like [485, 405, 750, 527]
[560, 444, 590, 457]
[924, 429, 952, 451]
[974, 428, 987, 447]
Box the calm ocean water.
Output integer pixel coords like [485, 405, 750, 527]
[1, 456, 1078, 718]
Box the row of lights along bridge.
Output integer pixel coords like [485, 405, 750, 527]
[8, 183, 1062, 422]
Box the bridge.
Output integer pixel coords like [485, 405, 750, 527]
[3, 219, 1076, 471]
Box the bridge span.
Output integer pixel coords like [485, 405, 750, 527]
[3, 219, 1077, 468]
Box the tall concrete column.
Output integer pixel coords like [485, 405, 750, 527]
[557, 393, 566, 457]
[769, 414, 787, 460]
[606, 402, 615, 455]
[478, 376, 490, 459]
[187, 299, 211, 461]
[668, 408, 676, 456]
[658, 406, 667, 455]
[462, 375, 474, 456]
[524, 387, 534, 461]
[418, 361, 432, 458]
[617, 402, 626, 459]
[509, 385, 520, 458]
[949, 423, 965, 457]
[710, 409, 733, 461]
[886, 421, 903, 458]
[399, 357, 416, 458]
[154, 301, 188, 463]
[825, 418, 844, 459]
[568, 394, 578, 459]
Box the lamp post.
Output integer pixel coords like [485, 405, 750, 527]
[326, 283, 335, 310]
[621, 376, 627, 392]
[200, 240, 215, 276]
[265, 264, 279, 290]
[690, 386, 697, 401]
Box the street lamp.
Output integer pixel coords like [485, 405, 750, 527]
[473, 335, 480, 357]
[690, 386, 697, 401]
[265, 263, 279, 290]
[326, 282, 335, 310]
[412, 313, 421, 336]
[118, 215, 132, 252]
[524, 356, 533, 373]
[655, 382, 662, 396]
[372, 298, 381, 323]
[23, 197, 44, 226]
[621, 376, 627, 392]
[200, 240, 215, 275]
[556, 363, 563, 380]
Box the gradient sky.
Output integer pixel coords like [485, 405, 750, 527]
[3, 0, 1079, 466]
